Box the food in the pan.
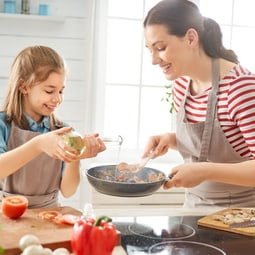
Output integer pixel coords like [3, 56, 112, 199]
[117, 162, 139, 172]
[212, 208, 255, 225]
[97, 166, 165, 183]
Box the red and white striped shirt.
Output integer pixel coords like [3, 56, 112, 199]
[173, 63, 255, 159]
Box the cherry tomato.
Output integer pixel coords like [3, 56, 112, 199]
[1, 195, 28, 219]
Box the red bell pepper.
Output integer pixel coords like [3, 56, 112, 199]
[71, 215, 118, 255]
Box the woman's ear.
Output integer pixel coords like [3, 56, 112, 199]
[186, 28, 199, 47]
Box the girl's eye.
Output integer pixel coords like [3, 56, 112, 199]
[157, 47, 165, 52]
[45, 90, 53, 94]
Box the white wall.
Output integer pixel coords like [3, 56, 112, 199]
[0, 0, 95, 210]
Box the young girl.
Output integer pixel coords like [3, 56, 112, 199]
[0, 45, 106, 208]
[142, 0, 255, 208]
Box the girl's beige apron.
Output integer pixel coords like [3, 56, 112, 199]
[176, 59, 255, 208]
[0, 124, 62, 208]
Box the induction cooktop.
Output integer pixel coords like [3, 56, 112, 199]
[113, 215, 255, 255]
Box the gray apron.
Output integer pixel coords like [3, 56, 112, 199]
[176, 59, 255, 208]
[0, 124, 62, 209]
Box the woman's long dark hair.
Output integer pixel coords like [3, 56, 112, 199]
[144, 0, 238, 63]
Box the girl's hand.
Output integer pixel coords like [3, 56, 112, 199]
[36, 127, 80, 163]
[79, 133, 106, 159]
[163, 162, 208, 189]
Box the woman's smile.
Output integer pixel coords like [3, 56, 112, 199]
[161, 63, 171, 74]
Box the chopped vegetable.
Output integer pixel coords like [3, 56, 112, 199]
[1, 195, 28, 219]
[22, 244, 43, 255]
[38, 211, 62, 221]
[71, 215, 117, 255]
[52, 248, 70, 255]
[42, 248, 53, 255]
[19, 234, 40, 251]
[55, 214, 80, 225]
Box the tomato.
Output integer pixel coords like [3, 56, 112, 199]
[38, 211, 62, 221]
[1, 195, 28, 219]
[55, 214, 80, 225]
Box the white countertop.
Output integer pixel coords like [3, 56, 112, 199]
[94, 205, 223, 217]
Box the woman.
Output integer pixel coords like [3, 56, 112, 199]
[143, 0, 255, 207]
[0, 46, 106, 208]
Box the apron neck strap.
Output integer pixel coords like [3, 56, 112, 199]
[198, 58, 220, 161]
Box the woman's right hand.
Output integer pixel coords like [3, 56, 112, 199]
[142, 132, 176, 158]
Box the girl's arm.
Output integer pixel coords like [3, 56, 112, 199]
[60, 134, 106, 197]
[60, 160, 80, 197]
[0, 126, 77, 179]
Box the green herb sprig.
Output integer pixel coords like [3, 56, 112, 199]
[161, 83, 174, 114]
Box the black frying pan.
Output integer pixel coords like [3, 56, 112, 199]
[85, 165, 166, 197]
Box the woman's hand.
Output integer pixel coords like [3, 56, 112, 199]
[142, 132, 176, 158]
[163, 162, 209, 189]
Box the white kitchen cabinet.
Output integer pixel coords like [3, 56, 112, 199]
[92, 187, 185, 209]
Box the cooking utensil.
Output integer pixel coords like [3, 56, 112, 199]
[133, 152, 155, 173]
[85, 165, 166, 197]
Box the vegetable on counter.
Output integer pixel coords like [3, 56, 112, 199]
[1, 195, 28, 219]
[19, 234, 71, 255]
[19, 234, 40, 252]
[71, 215, 118, 255]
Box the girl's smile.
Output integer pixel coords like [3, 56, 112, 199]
[21, 72, 65, 123]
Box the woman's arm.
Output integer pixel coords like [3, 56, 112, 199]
[164, 160, 255, 188]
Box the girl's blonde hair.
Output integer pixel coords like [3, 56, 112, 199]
[2, 45, 66, 130]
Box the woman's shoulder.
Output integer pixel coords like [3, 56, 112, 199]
[228, 63, 255, 80]
[173, 76, 190, 96]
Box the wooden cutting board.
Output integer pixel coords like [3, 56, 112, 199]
[0, 206, 122, 255]
[198, 208, 255, 236]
